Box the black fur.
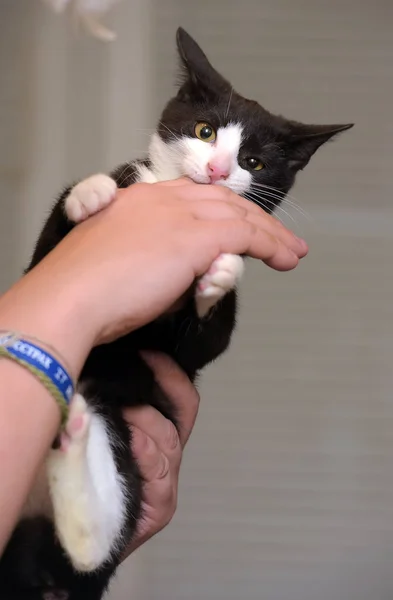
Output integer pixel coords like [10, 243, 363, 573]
[0, 27, 353, 600]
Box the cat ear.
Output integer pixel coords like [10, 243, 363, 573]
[286, 122, 354, 170]
[176, 27, 231, 99]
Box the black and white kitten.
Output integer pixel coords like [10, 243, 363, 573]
[0, 28, 353, 600]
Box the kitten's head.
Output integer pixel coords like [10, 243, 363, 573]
[149, 28, 353, 212]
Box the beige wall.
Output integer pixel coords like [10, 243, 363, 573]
[1, 1, 393, 599]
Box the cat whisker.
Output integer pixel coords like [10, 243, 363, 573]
[176, 315, 194, 351]
[248, 182, 288, 199]
[256, 203, 293, 228]
[245, 191, 299, 228]
[159, 121, 182, 144]
[230, 177, 312, 223]
[249, 185, 309, 218]
[134, 129, 157, 134]
[244, 191, 274, 213]
[248, 189, 302, 224]
[212, 107, 222, 123]
[115, 162, 134, 188]
[247, 182, 313, 221]
[225, 87, 234, 121]
[248, 181, 300, 204]
[247, 181, 301, 206]
[246, 189, 304, 230]
[239, 179, 301, 205]
[244, 193, 286, 225]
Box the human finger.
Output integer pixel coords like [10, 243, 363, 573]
[139, 351, 200, 448]
[191, 199, 307, 258]
[124, 405, 181, 465]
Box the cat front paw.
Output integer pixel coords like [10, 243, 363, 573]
[65, 174, 117, 222]
[195, 254, 244, 318]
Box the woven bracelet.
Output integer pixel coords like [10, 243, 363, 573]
[0, 332, 74, 426]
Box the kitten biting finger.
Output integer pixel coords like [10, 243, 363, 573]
[1, 26, 353, 600]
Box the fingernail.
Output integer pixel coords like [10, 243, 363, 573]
[140, 350, 154, 360]
[295, 236, 308, 253]
[140, 350, 165, 363]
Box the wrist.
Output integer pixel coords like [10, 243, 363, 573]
[0, 267, 96, 380]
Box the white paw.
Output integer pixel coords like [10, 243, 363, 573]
[47, 400, 126, 573]
[59, 394, 90, 452]
[195, 254, 244, 318]
[47, 394, 96, 572]
[65, 174, 117, 222]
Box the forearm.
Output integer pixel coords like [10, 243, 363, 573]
[0, 359, 59, 552]
[0, 264, 95, 552]
[0, 260, 95, 378]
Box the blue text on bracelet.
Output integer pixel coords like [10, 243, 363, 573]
[0, 334, 74, 404]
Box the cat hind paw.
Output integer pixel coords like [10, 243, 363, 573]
[58, 394, 90, 453]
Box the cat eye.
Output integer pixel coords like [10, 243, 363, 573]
[195, 122, 216, 143]
[246, 157, 264, 171]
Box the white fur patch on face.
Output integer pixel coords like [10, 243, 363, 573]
[147, 124, 252, 194]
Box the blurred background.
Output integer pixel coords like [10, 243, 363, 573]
[1, 1, 393, 599]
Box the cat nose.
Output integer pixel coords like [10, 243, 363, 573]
[207, 162, 230, 183]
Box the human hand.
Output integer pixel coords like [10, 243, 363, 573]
[88, 179, 307, 343]
[0, 179, 307, 377]
[58, 179, 307, 342]
[122, 351, 199, 556]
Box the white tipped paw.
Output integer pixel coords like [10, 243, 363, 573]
[195, 254, 244, 318]
[59, 394, 90, 453]
[65, 174, 117, 222]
